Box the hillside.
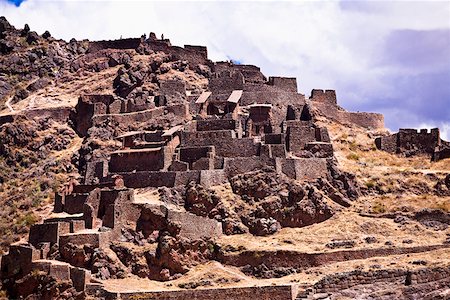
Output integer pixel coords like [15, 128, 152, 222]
[0, 17, 449, 300]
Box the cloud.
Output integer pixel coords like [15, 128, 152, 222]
[0, 0, 448, 134]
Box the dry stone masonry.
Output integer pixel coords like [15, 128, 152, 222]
[0, 19, 449, 300]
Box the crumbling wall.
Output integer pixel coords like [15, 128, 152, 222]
[313, 266, 450, 293]
[87, 38, 142, 53]
[91, 106, 165, 126]
[213, 62, 266, 84]
[109, 149, 165, 172]
[286, 122, 317, 154]
[397, 128, 440, 154]
[268, 77, 298, 93]
[146, 42, 210, 68]
[345, 112, 384, 129]
[310, 90, 385, 129]
[167, 210, 222, 240]
[179, 146, 213, 167]
[276, 158, 329, 181]
[197, 119, 236, 131]
[310, 89, 337, 105]
[209, 71, 245, 93]
[182, 130, 235, 147]
[102, 285, 294, 300]
[0, 107, 72, 127]
[159, 80, 186, 103]
[376, 128, 442, 156]
[215, 138, 260, 157]
[224, 157, 275, 178]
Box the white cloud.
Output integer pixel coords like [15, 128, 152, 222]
[1, 0, 449, 133]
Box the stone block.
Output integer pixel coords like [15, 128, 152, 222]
[168, 210, 222, 240]
[71, 220, 85, 233]
[49, 262, 71, 281]
[1, 244, 40, 279]
[29, 222, 70, 246]
[64, 193, 90, 214]
[70, 267, 90, 292]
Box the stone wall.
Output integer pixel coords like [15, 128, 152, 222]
[213, 62, 266, 83]
[91, 106, 165, 127]
[268, 77, 298, 93]
[197, 119, 236, 131]
[220, 244, 450, 270]
[209, 71, 245, 93]
[29, 222, 70, 246]
[160, 80, 186, 103]
[224, 157, 275, 178]
[375, 133, 397, 153]
[109, 149, 165, 172]
[311, 93, 385, 129]
[276, 158, 329, 181]
[181, 130, 235, 147]
[97, 285, 295, 300]
[146, 42, 211, 68]
[167, 210, 222, 240]
[313, 265, 450, 293]
[376, 128, 442, 156]
[310, 89, 337, 105]
[345, 111, 385, 129]
[87, 38, 142, 53]
[0, 106, 71, 127]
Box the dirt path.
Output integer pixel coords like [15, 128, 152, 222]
[5, 95, 14, 112]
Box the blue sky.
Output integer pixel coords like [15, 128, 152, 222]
[1, 0, 449, 139]
[5, 0, 23, 7]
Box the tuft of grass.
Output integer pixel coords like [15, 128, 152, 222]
[372, 202, 386, 214]
[365, 180, 377, 189]
[349, 140, 358, 151]
[16, 213, 38, 227]
[346, 153, 360, 161]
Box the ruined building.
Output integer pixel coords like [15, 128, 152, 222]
[1, 27, 448, 300]
[375, 128, 450, 161]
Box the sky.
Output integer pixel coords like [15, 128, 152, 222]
[1, 0, 449, 139]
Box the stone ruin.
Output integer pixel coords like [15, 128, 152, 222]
[2, 29, 448, 300]
[375, 128, 450, 161]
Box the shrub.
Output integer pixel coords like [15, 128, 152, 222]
[372, 202, 386, 214]
[17, 213, 37, 227]
[365, 180, 376, 189]
[346, 153, 360, 161]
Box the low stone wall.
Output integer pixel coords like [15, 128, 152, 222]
[345, 111, 384, 129]
[88, 38, 142, 53]
[109, 149, 165, 172]
[276, 158, 329, 181]
[92, 106, 165, 126]
[113, 171, 203, 188]
[167, 210, 222, 240]
[181, 130, 234, 147]
[220, 244, 450, 270]
[313, 265, 450, 293]
[224, 157, 275, 178]
[313, 102, 384, 129]
[0, 106, 72, 126]
[98, 285, 295, 300]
